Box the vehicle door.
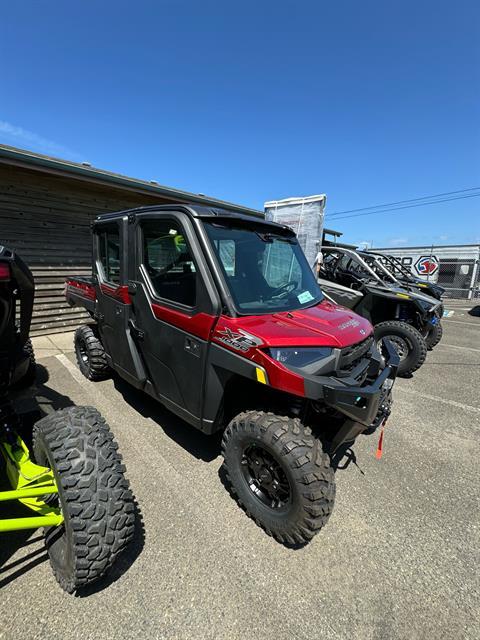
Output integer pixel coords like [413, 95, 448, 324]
[128, 211, 220, 423]
[93, 218, 142, 385]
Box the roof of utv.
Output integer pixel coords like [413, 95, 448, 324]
[95, 204, 295, 234]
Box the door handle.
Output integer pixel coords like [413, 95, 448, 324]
[184, 336, 200, 357]
[129, 320, 145, 341]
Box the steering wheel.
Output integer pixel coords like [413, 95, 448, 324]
[270, 281, 298, 299]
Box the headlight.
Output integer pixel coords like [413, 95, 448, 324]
[266, 347, 333, 367]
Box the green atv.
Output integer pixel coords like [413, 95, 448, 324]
[0, 247, 135, 593]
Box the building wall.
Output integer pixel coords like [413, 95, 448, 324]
[372, 245, 480, 299]
[0, 164, 175, 334]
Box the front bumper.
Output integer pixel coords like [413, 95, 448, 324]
[305, 340, 399, 440]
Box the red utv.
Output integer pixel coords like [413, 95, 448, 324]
[66, 205, 398, 545]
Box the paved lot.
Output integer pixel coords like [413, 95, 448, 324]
[1, 308, 479, 639]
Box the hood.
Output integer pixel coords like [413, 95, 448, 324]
[408, 279, 445, 297]
[366, 282, 439, 309]
[214, 299, 373, 350]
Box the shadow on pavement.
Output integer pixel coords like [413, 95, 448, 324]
[112, 374, 222, 462]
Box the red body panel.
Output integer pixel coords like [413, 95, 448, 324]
[100, 283, 132, 305]
[151, 303, 217, 341]
[213, 299, 372, 351]
[211, 300, 373, 398]
[65, 279, 96, 301]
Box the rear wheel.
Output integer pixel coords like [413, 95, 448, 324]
[374, 320, 427, 377]
[222, 411, 336, 545]
[33, 406, 135, 593]
[14, 338, 36, 388]
[426, 321, 443, 350]
[74, 324, 110, 380]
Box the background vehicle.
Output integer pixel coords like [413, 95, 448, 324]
[318, 246, 442, 375]
[366, 250, 445, 301]
[362, 250, 444, 349]
[66, 204, 398, 546]
[0, 246, 135, 593]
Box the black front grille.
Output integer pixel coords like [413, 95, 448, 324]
[338, 336, 374, 375]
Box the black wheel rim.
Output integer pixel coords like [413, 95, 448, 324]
[379, 335, 410, 362]
[77, 338, 89, 364]
[241, 443, 291, 509]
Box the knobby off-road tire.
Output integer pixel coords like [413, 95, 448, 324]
[426, 321, 443, 350]
[16, 338, 36, 387]
[222, 411, 336, 545]
[74, 324, 110, 380]
[374, 320, 427, 377]
[33, 406, 135, 593]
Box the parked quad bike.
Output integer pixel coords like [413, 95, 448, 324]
[319, 246, 443, 376]
[0, 247, 135, 593]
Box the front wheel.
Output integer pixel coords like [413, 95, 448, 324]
[222, 411, 336, 545]
[426, 321, 443, 350]
[33, 406, 135, 593]
[374, 320, 427, 377]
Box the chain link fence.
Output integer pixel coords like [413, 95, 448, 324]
[434, 259, 480, 300]
[371, 245, 480, 300]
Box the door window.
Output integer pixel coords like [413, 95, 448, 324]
[97, 224, 120, 284]
[142, 219, 197, 307]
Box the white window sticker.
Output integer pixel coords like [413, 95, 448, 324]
[297, 290, 314, 304]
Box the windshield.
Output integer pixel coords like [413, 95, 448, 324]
[204, 221, 323, 314]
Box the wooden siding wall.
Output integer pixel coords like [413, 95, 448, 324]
[0, 164, 173, 335]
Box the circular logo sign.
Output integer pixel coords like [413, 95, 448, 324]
[414, 255, 439, 276]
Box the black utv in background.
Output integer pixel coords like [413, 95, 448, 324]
[319, 246, 443, 376]
[359, 250, 444, 349]
[365, 251, 445, 302]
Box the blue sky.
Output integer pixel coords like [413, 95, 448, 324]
[1, 1, 479, 247]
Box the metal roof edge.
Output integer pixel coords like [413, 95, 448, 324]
[0, 143, 263, 218]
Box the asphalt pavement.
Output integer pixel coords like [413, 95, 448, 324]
[1, 307, 479, 640]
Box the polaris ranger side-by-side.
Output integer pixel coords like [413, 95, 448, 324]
[318, 246, 443, 375]
[66, 205, 398, 545]
[0, 246, 134, 593]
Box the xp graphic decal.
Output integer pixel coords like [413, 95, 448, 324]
[414, 255, 439, 276]
[215, 327, 262, 352]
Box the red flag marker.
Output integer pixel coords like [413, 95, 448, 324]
[375, 425, 385, 460]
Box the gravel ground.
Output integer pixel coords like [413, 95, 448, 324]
[1, 311, 479, 640]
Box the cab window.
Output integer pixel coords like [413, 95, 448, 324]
[142, 219, 197, 307]
[97, 224, 120, 284]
